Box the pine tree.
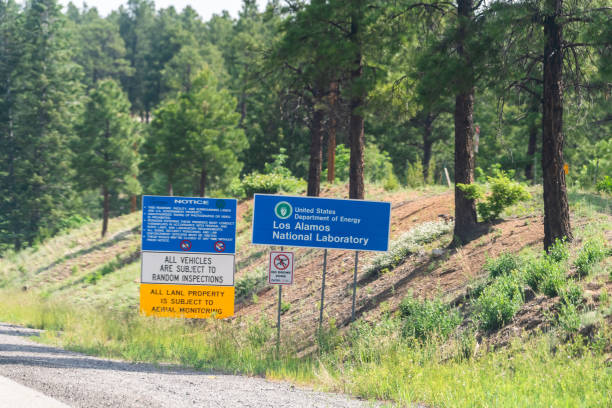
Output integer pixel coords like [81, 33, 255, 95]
[147, 68, 246, 197]
[4, 0, 83, 249]
[73, 79, 140, 237]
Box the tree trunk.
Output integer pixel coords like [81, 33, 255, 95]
[453, 0, 477, 243]
[199, 165, 206, 198]
[307, 97, 324, 197]
[422, 113, 434, 182]
[541, 0, 572, 250]
[327, 81, 338, 183]
[102, 185, 109, 238]
[348, 2, 365, 200]
[168, 181, 173, 196]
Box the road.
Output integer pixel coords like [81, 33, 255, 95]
[0, 323, 375, 408]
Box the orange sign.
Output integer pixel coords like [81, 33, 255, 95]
[564, 163, 569, 174]
[140, 284, 234, 319]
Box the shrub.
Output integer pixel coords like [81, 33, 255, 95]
[383, 172, 400, 191]
[546, 238, 570, 263]
[458, 170, 531, 222]
[233, 172, 304, 198]
[365, 221, 453, 276]
[364, 143, 395, 183]
[484, 252, 522, 278]
[405, 161, 425, 188]
[574, 238, 608, 277]
[596, 176, 612, 194]
[540, 267, 566, 297]
[556, 303, 581, 334]
[332, 144, 351, 181]
[228, 148, 304, 198]
[524, 254, 567, 297]
[399, 294, 461, 340]
[524, 257, 554, 293]
[559, 281, 583, 306]
[475, 272, 524, 331]
[235, 267, 267, 302]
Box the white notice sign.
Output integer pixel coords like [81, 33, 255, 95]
[141, 251, 234, 286]
[269, 251, 294, 285]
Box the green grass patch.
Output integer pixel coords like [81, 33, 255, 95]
[399, 293, 461, 340]
[475, 272, 525, 331]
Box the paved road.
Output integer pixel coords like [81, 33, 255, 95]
[0, 323, 375, 408]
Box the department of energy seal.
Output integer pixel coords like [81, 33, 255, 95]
[274, 201, 292, 219]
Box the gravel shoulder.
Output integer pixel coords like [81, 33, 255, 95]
[0, 322, 375, 408]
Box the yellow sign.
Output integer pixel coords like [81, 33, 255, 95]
[140, 284, 234, 319]
[564, 163, 569, 174]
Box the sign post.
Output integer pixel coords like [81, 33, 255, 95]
[252, 194, 390, 330]
[140, 195, 237, 319]
[269, 247, 293, 354]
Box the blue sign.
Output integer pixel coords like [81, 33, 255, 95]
[142, 196, 237, 254]
[252, 194, 391, 252]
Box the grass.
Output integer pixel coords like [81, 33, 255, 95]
[1, 292, 610, 408]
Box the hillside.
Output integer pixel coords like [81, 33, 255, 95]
[1, 185, 609, 344]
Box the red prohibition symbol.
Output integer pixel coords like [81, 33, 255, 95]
[273, 254, 290, 270]
[180, 240, 192, 251]
[214, 240, 226, 253]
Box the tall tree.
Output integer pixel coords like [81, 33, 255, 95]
[73, 79, 140, 237]
[1, 0, 83, 249]
[489, 0, 611, 249]
[452, 0, 478, 243]
[147, 69, 247, 197]
[540, 0, 571, 248]
[69, 7, 131, 89]
[0, 0, 23, 250]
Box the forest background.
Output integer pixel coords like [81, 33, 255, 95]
[0, 0, 610, 252]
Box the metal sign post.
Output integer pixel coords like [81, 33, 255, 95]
[351, 251, 359, 322]
[276, 284, 282, 354]
[319, 249, 328, 331]
[276, 246, 283, 354]
[270, 247, 294, 355]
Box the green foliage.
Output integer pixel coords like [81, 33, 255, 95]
[146, 68, 246, 196]
[483, 252, 522, 278]
[475, 272, 524, 331]
[235, 267, 267, 302]
[524, 257, 559, 294]
[84, 255, 124, 284]
[596, 176, 612, 194]
[404, 159, 436, 188]
[228, 150, 305, 199]
[574, 238, 608, 277]
[456, 183, 484, 200]
[547, 238, 570, 263]
[332, 144, 397, 184]
[383, 172, 400, 191]
[556, 303, 581, 334]
[559, 281, 583, 307]
[399, 294, 461, 340]
[458, 170, 531, 222]
[540, 267, 566, 298]
[57, 215, 93, 232]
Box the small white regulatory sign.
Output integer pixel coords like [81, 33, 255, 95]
[141, 251, 234, 286]
[269, 251, 294, 285]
